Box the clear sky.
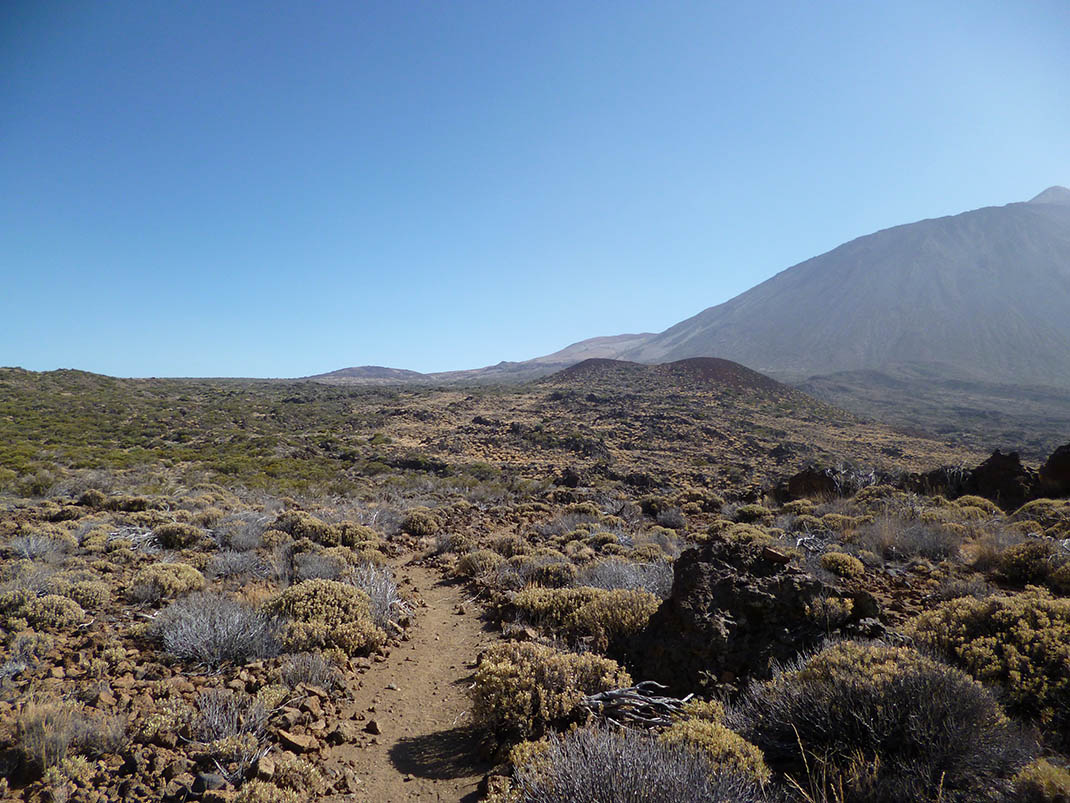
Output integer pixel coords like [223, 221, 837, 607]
[2, 1, 1068, 377]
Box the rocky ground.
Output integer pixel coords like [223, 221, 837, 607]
[0, 367, 1068, 802]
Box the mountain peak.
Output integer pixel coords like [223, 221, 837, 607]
[1028, 186, 1070, 205]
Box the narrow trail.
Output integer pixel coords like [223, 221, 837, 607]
[324, 557, 496, 802]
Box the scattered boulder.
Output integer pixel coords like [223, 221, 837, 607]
[629, 537, 866, 695]
[970, 450, 1036, 511]
[1038, 444, 1070, 498]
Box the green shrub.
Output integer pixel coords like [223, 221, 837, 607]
[906, 590, 1070, 736]
[63, 580, 109, 611]
[153, 522, 204, 549]
[731, 641, 1032, 803]
[455, 549, 506, 579]
[820, 551, 865, 579]
[234, 780, 300, 803]
[658, 718, 769, 784]
[0, 590, 85, 631]
[1014, 758, 1070, 803]
[565, 588, 659, 652]
[998, 539, 1064, 585]
[470, 642, 630, 744]
[402, 507, 441, 536]
[269, 579, 384, 656]
[128, 563, 206, 604]
[271, 511, 340, 546]
[733, 504, 773, 524]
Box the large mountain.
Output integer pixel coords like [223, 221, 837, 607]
[616, 186, 1070, 387]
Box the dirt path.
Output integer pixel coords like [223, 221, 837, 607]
[324, 557, 495, 802]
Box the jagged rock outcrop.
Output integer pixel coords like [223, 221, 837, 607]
[970, 450, 1037, 511]
[629, 538, 874, 695]
[1039, 444, 1070, 498]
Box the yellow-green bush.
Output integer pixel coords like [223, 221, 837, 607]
[490, 534, 532, 558]
[510, 587, 605, 633]
[63, 580, 109, 611]
[271, 751, 326, 794]
[1014, 758, 1070, 803]
[153, 522, 204, 549]
[402, 507, 440, 536]
[998, 539, 1062, 585]
[1011, 500, 1070, 533]
[805, 596, 855, 630]
[0, 590, 85, 631]
[272, 510, 340, 545]
[234, 780, 300, 803]
[658, 719, 770, 784]
[955, 495, 1002, 514]
[337, 522, 379, 548]
[269, 579, 385, 656]
[907, 589, 1070, 735]
[734, 504, 773, 524]
[470, 641, 630, 743]
[565, 588, 659, 651]
[455, 548, 506, 578]
[129, 563, 206, 603]
[820, 551, 865, 579]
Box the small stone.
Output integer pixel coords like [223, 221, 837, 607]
[385, 683, 398, 691]
[278, 729, 319, 753]
[192, 772, 227, 794]
[254, 754, 275, 780]
[364, 719, 382, 735]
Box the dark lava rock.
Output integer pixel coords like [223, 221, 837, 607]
[630, 537, 841, 696]
[787, 467, 839, 500]
[191, 772, 227, 794]
[1039, 443, 1070, 498]
[970, 450, 1036, 511]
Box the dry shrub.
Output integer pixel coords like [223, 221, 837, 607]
[271, 510, 340, 546]
[730, 641, 1033, 803]
[0, 589, 85, 631]
[269, 578, 385, 656]
[152, 522, 204, 549]
[470, 642, 630, 744]
[509, 724, 764, 803]
[17, 698, 126, 774]
[347, 562, 404, 629]
[278, 651, 343, 693]
[576, 558, 673, 599]
[998, 538, 1067, 586]
[128, 562, 205, 604]
[455, 548, 506, 579]
[658, 719, 770, 784]
[153, 592, 280, 666]
[855, 517, 961, 561]
[402, 507, 441, 536]
[820, 551, 865, 579]
[1014, 758, 1070, 803]
[907, 590, 1070, 738]
[235, 780, 300, 803]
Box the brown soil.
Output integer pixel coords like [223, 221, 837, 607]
[323, 557, 495, 802]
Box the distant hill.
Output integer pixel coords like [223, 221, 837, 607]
[309, 365, 426, 382]
[309, 187, 1070, 452]
[547, 357, 790, 397]
[615, 186, 1070, 387]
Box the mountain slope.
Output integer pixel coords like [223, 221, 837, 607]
[618, 187, 1070, 387]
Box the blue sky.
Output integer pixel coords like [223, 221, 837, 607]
[2, 1, 1068, 377]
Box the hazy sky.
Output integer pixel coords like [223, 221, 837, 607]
[3, 1, 1068, 377]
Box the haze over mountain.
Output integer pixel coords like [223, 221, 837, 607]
[614, 186, 1070, 386]
[314, 186, 1070, 454]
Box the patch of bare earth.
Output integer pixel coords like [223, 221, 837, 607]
[323, 558, 494, 802]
